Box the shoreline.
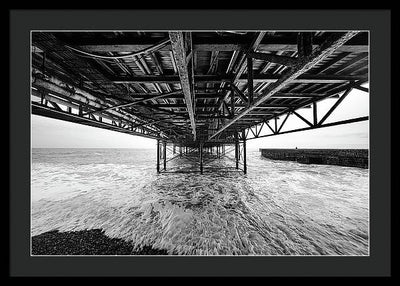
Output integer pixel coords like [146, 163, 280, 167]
[31, 229, 169, 255]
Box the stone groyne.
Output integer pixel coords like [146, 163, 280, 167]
[259, 149, 368, 169]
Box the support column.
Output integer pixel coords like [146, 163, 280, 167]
[199, 143, 203, 174]
[180, 146, 182, 157]
[235, 133, 239, 169]
[242, 130, 247, 174]
[156, 139, 160, 173]
[163, 141, 167, 170]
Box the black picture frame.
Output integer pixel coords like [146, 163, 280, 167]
[9, 9, 391, 277]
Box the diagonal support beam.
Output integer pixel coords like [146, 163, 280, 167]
[230, 83, 248, 103]
[265, 120, 276, 134]
[318, 88, 352, 126]
[169, 32, 197, 140]
[83, 90, 182, 116]
[248, 51, 298, 67]
[249, 126, 257, 138]
[257, 122, 264, 136]
[354, 85, 369, 93]
[292, 110, 313, 127]
[209, 31, 359, 140]
[277, 112, 290, 133]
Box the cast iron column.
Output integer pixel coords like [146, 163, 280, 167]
[163, 141, 167, 170]
[235, 132, 239, 169]
[242, 130, 247, 174]
[156, 139, 160, 173]
[199, 143, 203, 174]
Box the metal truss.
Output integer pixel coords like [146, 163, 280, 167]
[238, 86, 369, 141]
[31, 31, 369, 174]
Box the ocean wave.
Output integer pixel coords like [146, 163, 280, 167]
[31, 149, 369, 255]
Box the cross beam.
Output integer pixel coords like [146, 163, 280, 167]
[110, 74, 366, 84]
[209, 31, 360, 140]
[169, 32, 197, 140]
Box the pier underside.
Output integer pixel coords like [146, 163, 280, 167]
[31, 31, 369, 173]
[156, 140, 247, 174]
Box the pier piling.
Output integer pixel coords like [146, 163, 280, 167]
[156, 139, 160, 173]
[200, 143, 203, 174]
[242, 130, 247, 174]
[235, 133, 239, 170]
[163, 141, 167, 170]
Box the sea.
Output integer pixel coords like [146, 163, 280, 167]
[31, 148, 369, 255]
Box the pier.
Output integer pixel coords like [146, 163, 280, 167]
[260, 148, 368, 168]
[31, 31, 369, 174]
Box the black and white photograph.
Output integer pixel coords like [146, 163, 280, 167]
[30, 30, 370, 256]
[9, 8, 392, 277]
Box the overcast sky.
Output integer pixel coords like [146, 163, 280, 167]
[32, 84, 369, 150]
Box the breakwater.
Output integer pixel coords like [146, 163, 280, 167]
[259, 149, 368, 169]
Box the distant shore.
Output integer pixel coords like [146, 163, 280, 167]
[31, 229, 169, 255]
[259, 148, 368, 168]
